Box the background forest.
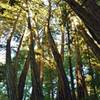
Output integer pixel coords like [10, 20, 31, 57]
[0, 0, 100, 100]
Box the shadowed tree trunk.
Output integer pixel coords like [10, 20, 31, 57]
[18, 54, 29, 100]
[64, 0, 100, 44]
[57, 25, 65, 100]
[57, 81, 65, 100]
[27, 4, 43, 100]
[59, 3, 76, 99]
[57, 22, 65, 100]
[77, 25, 100, 61]
[75, 35, 88, 100]
[46, 0, 72, 100]
[75, 46, 86, 100]
[5, 9, 21, 100]
[6, 39, 18, 100]
[36, 47, 44, 85]
[34, 22, 44, 85]
[67, 22, 76, 100]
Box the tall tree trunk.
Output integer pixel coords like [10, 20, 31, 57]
[18, 54, 29, 100]
[5, 9, 21, 100]
[75, 36, 88, 100]
[60, 3, 76, 99]
[27, 6, 43, 100]
[64, 0, 100, 44]
[14, 33, 24, 85]
[35, 24, 44, 85]
[57, 79, 65, 100]
[57, 24, 65, 100]
[75, 46, 85, 100]
[77, 26, 100, 61]
[29, 39, 43, 100]
[36, 49, 44, 85]
[67, 22, 76, 100]
[46, 0, 72, 100]
[6, 39, 18, 100]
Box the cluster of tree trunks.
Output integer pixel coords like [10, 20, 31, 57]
[46, 0, 72, 100]
[6, 39, 18, 100]
[5, 0, 100, 100]
[6, 9, 21, 100]
[27, 7, 44, 100]
[5, 2, 44, 99]
[59, 3, 76, 100]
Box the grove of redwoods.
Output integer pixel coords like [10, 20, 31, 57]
[0, 0, 100, 100]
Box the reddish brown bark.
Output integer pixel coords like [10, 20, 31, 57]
[18, 55, 29, 100]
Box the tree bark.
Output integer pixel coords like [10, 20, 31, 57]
[18, 54, 29, 100]
[67, 24, 76, 100]
[65, 0, 100, 44]
[46, 0, 72, 100]
[6, 39, 18, 100]
[75, 36, 88, 100]
[5, 9, 21, 100]
[27, 6, 43, 100]
[57, 24, 65, 100]
[77, 26, 100, 61]
[60, 3, 76, 99]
